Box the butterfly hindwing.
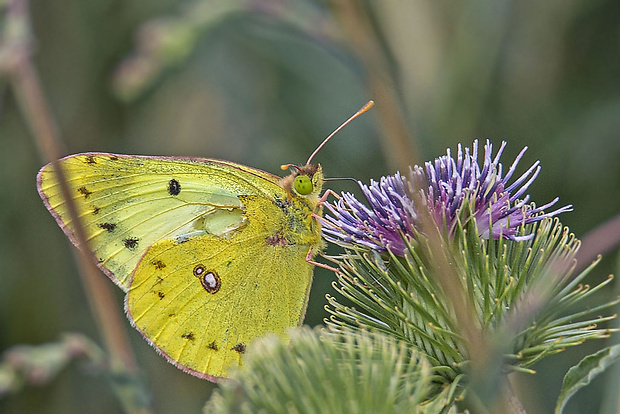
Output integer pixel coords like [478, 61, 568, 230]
[126, 193, 315, 379]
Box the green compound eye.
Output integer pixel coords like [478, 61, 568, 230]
[294, 175, 313, 195]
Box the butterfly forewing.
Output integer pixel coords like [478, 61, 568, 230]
[37, 153, 282, 290]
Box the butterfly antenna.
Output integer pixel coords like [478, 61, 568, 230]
[305, 100, 374, 166]
[324, 177, 358, 183]
[280, 163, 302, 171]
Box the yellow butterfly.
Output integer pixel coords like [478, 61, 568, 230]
[36, 102, 373, 381]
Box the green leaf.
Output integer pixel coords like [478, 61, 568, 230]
[599, 255, 620, 414]
[555, 344, 620, 414]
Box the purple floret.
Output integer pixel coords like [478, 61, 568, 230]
[321, 140, 572, 255]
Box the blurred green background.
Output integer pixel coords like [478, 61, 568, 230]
[1, 0, 619, 413]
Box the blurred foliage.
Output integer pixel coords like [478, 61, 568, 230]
[0, 0, 619, 413]
[0, 334, 105, 398]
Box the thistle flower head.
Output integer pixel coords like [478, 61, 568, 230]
[321, 140, 572, 255]
[323, 140, 616, 387]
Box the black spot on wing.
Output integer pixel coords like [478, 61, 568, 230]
[77, 187, 92, 199]
[152, 260, 166, 270]
[181, 332, 195, 341]
[232, 343, 246, 354]
[92, 206, 100, 215]
[207, 341, 219, 351]
[84, 155, 97, 165]
[109, 155, 119, 161]
[123, 237, 139, 249]
[98, 223, 116, 232]
[157, 291, 165, 299]
[168, 179, 181, 196]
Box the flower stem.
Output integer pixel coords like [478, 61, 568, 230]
[3, 1, 151, 412]
[499, 376, 527, 414]
[329, 0, 421, 172]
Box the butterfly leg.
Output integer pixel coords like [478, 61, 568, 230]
[305, 247, 341, 273]
[309, 190, 343, 272]
[311, 212, 323, 221]
[319, 189, 340, 204]
[311, 189, 341, 223]
[305, 248, 362, 286]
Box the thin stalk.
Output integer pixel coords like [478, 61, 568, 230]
[329, 0, 419, 172]
[3, 1, 150, 412]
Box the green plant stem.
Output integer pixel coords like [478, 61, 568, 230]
[4, 1, 147, 411]
[499, 376, 527, 414]
[330, 0, 420, 172]
[409, 173, 527, 412]
[464, 374, 527, 414]
[12, 55, 137, 373]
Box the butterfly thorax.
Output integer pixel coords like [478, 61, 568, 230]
[276, 163, 324, 251]
[223, 163, 325, 256]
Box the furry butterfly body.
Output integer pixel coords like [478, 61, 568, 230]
[37, 153, 324, 380]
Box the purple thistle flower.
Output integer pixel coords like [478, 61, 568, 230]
[321, 140, 572, 256]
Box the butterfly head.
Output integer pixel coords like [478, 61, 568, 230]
[280, 101, 373, 203]
[280, 163, 323, 200]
